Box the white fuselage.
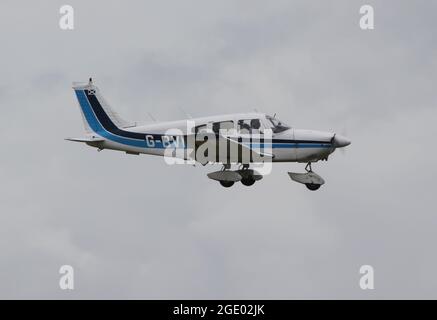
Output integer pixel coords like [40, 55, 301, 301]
[92, 113, 337, 164]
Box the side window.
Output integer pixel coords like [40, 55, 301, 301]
[237, 119, 262, 134]
[212, 121, 234, 135]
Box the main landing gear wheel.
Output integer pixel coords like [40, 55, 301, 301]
[238, 165, 262, 187]
[219, 180, 234, 188]
[241, 176, 256, 186]
[208, 165, 262, 188]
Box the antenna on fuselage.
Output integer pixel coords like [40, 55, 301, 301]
[147, 112, 157, 122]
[179, 107, 192, 119]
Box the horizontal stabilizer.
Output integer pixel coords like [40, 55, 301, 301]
[65, 136, 105, 143]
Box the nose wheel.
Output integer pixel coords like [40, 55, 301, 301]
[305, 183, 321, 191]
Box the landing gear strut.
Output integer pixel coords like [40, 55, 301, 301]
[222, 164, 231, 170]
[305, 162, 312, 172]
[303, 162, 320, 190]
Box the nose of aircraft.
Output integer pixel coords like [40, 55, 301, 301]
[332, 134, 351, 148]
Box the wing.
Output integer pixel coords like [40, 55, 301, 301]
[225, 136, 273, 159]
[186, 132, 273, 165]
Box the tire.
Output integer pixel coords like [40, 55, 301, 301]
[306, 183, 321, 191]
[220, 180, 234, 188]
[241, 177, 256, 186]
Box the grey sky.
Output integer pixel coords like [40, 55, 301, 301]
[0, 0, 436, 298]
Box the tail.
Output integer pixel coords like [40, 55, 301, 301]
[69, 78, 146, 148]
[72, 78, 132, 134]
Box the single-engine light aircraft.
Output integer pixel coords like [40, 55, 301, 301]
[67, 79, 351, 190]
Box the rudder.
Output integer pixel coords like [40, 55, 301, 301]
[72, 78, 132, 134]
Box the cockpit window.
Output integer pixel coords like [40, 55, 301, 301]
[212, 120, 234, 134]
[238, 119, 263, 134]
[266, 115, 290, 133]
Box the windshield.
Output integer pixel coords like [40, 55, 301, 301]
[266, 115, 290, 133]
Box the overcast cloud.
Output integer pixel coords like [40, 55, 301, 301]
[0, 0, 436, 299]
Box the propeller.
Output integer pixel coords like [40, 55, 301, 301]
[331, 133, 351, 154]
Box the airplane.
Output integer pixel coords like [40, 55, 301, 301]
[67, 78, 351, 190]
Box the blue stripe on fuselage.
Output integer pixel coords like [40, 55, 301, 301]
[248, 143, 332, 149]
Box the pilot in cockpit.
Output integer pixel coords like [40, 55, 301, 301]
[238, 120, 251, 133]
[250, 119, 261, 131]
[238, 118, 262, 134]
